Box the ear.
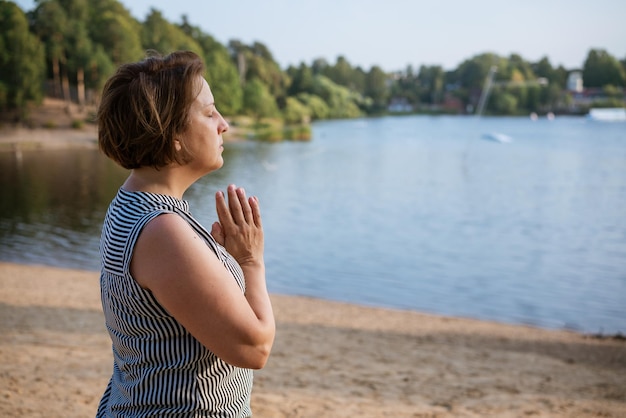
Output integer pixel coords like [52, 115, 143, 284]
[173, 137, 183, 152]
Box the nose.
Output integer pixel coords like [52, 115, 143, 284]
[219, 115, 229, 134]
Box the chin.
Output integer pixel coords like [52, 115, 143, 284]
[212, 158, 225, 171]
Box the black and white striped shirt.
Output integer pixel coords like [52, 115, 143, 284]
[97, 188, 253, 417]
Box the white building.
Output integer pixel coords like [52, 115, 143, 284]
[567, 71, 583, 93]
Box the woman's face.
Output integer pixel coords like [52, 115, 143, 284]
[181, 77, 229, 174]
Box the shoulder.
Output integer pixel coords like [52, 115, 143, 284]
[141, 211, 192, 236]
[131, 212, 216, 288]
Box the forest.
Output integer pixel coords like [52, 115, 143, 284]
[2, 0, 626, 128]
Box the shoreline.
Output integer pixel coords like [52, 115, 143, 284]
[0, 126, 99, 152]
[0, 124, 247, 152]
[1, 262, 624, 417]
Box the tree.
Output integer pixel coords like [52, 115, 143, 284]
[85, 44, 115, 93]
[287, 63, 314, 96]
[389, 65, 420, 107]
[141, 9, 204, 57]
[417, 65, 444, 105]
[0, 1, 45, 118]
[455, 53, 502, 90]
[242, 78, 279, 120]
[326, 55, 354, 88]
[364, 65, 389, 113]
[56, 0, 91, 106]
[311, 75, 362, 119]
[88, 0, 143, 66]
[310, 58, 329, 75]
[532, 57, 555, 82]
[583, 49, 626, 88]
[282, 97, 310, 124]
[229, 40, 288, 99]
[29, 0, 67, 99]
[179, 17, 242, 115]
[490, 90, 518, 114]
[297, 93, 329, 120]
[506, 53, 534, 82]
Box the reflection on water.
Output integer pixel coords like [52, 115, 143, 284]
[0, 148, 127, 267]
[1, 116, 625, 334]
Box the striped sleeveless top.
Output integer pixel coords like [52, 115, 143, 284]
[97, 188, 253, 417]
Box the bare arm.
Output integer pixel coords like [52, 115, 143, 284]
[131, 185, 275, 369]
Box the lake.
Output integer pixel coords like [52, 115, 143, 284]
[1, 115, 625, 334]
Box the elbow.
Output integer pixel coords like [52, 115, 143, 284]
[225, 342, 272, 370]
[247, 343, 273, 370]
[212, 323, 275, 369]
[247, 321, 275, 369]
[222, 333, 274, 369]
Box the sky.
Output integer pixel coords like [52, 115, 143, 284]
[13, 0, 626, 72]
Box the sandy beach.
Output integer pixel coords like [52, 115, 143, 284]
[0, 262, 624, 417]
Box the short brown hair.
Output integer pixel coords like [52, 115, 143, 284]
[97, 51, 205, 169]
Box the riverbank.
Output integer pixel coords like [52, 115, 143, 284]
[0, 98, 307, 152]
[1, 262, 624, 417]
[0, 123, 248, 152]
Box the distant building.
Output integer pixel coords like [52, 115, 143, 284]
[387, 97, 414, 113]
[567, 71, 583, 93]
[442, 93, 464, 113]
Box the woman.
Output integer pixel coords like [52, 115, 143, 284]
[96, 51, 275, 417]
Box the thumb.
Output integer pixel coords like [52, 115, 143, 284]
[211, 221, 225, 246]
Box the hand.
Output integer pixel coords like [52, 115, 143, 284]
[211, 184, 264, 267]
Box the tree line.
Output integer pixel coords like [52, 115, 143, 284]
[2, 0, 625, 124]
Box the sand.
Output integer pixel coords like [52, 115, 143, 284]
[0, 262, 624, 417]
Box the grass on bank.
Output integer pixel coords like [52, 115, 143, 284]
[228, 116, 311, 142]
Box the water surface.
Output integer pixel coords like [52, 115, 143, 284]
[1, 115, 625, 334]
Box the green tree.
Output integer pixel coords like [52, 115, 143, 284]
[86, 44, 115, 93]
[180, 17, 242, 115]
[287, 63, 314, 96]
[417, 65, 444, 105]
[56, 0, 91, 106]
[88, 0, 143, 66]
[29, 0, 67, 99]
[0, 0, 45, 118]
[455, 53, 502, 90]
[583, 49, 626, 88]
[364, 65, 389, 113]
[532, 57, 555, 82]
[67, 21, 92, 106]
[326, 55, 353, 88]
[141, 9, 204, 57]
[310, 58, 329, 75]
[490, 89, 518, 114]
[506, 53, 534, 81]
[297, 93, 329, 120]
[282, 97, 310, 124]
[242, 78, 279, 120]
[311, 75, 361, 119]
[389, 65, 420, 107]
[229, 40, 288, 99]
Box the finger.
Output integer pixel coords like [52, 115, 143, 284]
[215, 190, 233, 228]
[210, 221, 224, 246]
[249, 196, 262, 228]
[237, 187, 254, 223]
[227, 184, 246, 225]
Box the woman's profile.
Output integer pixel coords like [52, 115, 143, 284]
[95, 50, 275, 417]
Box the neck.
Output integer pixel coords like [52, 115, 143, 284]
[122, 166, 195, 200]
